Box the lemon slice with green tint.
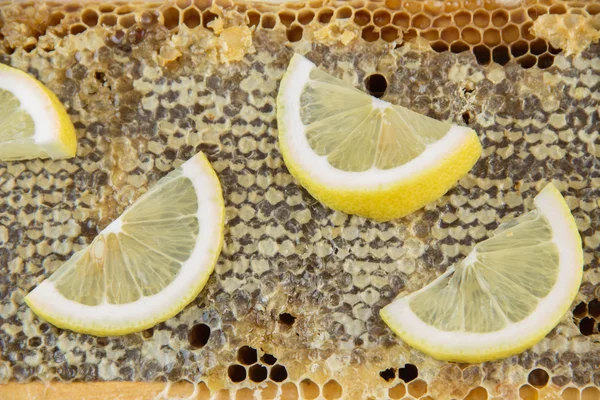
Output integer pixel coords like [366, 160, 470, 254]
[381, 183, 583, 362]
[25, 152, 224, 336]
[0, 63, 76, 160]
[277, 53, 482, 221]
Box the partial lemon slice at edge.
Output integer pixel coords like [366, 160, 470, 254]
[0, 63, 77, 160]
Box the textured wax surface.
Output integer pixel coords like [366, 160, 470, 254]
[0, 1, 599, 399]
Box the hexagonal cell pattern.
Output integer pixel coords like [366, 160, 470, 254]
[0, 0, 599, 399]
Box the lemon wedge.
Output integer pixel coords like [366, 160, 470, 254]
[276, 53, 482, 222]
[381, 183, 583, 362]
[0, 63, 76, 160]
[25, 152, 224, 336]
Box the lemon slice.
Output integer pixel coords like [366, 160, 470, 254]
[381, 184, 583, 362]
[0, 63, 77, 160]
[25, 152, 224, 336]
[276, 54, 482, 222]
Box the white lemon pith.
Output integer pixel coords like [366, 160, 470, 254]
[0, 63, 76, 160]
[276, 54, 482, 221]
[25, 152, 225, 336]
[381, 184, 583, 362]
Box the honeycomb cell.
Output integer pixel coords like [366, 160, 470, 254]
[433, 15, 451, 27]
[349, 0, 365, 8]
[381, 26, 399, 42]
[520, 385, 539, 400]
[380, 368, 396, 382]
[278, 10, 295, 27]
[176, 0, 191, 9]
[261, 382, 278, 399]
[141, 328, 153, 339]
[202, 10, 217, 28]
[492, 45, 510, 65]
[561, 387, 580, 400]
[237, 346, 258, 365]
[228, 365, 246, 383]
[140, 11, 158, 26]
[354, 9, 371, 26]
[188, 323, 210, 348]
[300, 379, 320, 400]
[115, 5, 133, 15]
[431, 40, 449, 53]
[587, 3, 600, 15]
[336, 6, 353, 20]
[527, 5, 547, 21]
[81, 9, 99, 27]
[582, 387, 600, 400]
[466, 387, 489, 400]
[249, 365, 267, 382]
[163, 7, 180, 30]
[511, 40, 529, 57]
[492, 9, 509, 27]
[502, 24, 519, 44]
[279, 313, 296, 326]
[261, 354, 276, 365]
[528, 369, 550, 388]
[361, 25, 379, 42]
[589, 299, 600, 318]
[281, 383, 298, 400]
[247, 10, 260, 27]
[389, 383, 406, 399]
[398, 364, 418, 383]
[530, 39, 547, 55]
[451, 40, 470, 54]
[579, 317, 595, 335]
[373, 9, 391, 26]
[405, 0, 422, 14]
[317, 8, 333, 23]
[70, 24, 86, 35]
[518, 54, 537, 68]
[511, 8, 527, 24]
[183, 8, 201, 28]
[444, 0, 460, 12]
[462, 27, 481, 45]
[261, 14, 276, 29]
[421, 29, 439, 41]
[118, 15, 136, 29]
[393, 12, 410, 28]
[412, 13, 430, 29]
[474, 10, 490, 27]
[538, 54, 554, 69]
[483, 29, 501, 46]
[287, 25, 303, 42]
[408, 379, 428, 397]
[98, 4, 115, 13]
[454, 11, 471, 27]
[549, 4, 567, 14]
[297, 10, 314, 25]
[441, 27, 459, 42]
[270, 365, 288, 382]
[323, 380, 342, 400]
[385, 0, 402, 11]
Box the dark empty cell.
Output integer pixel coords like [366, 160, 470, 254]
[237, 345, 258, 365]
[530, 39, 547, 55]
[163, 7, 180, 30]
[379, 368, 396, 382]
[492, 46, 510, 66]
[580, 317, 595, 336]
[203, 11, 217, 29]
[318, 9, 334, 23]
[365, 74, 387, 98]
[518, 55, 536, 69]
[28, 337, 42, 347]
[261, 354, 277, 365]
[188, 323, 210, 348]
[573, 301, 588, 318]
[473, 45, 491, 65]
[511, 40, 529, 57]
[450, 41, 470, 54]
[398, 364, 418, 383]
[589, 299, 600, 318]
[431, 41, 448, 53]
[528, 368, 549, 388]
[228, 364, 246, 382]
[249, 364, 268, 382]
[270, 365, 288, 382]
[183, 8, 201, 28]
[279, 312, 296, 326]
[142, 327, 154, 339]
[462, 111, 473, 125]
[287, 25, 303, 42]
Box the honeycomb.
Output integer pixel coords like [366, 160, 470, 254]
[0, 0, 599, 399]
